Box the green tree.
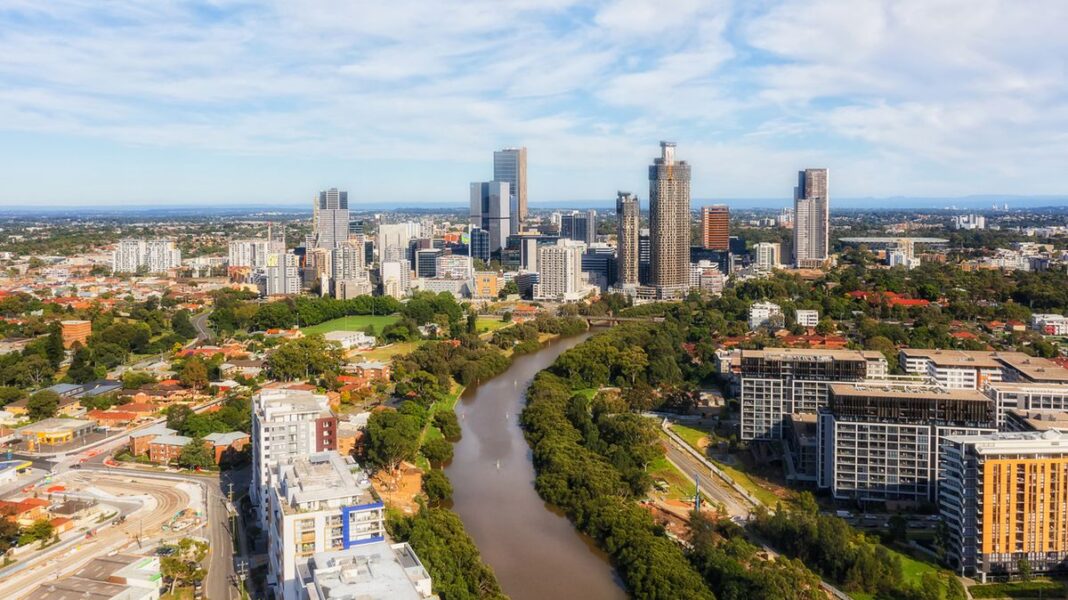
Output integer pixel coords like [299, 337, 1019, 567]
[179, 357, 209, 392]
[166, 404, 195, 432]
[420, 438, 454, 466]
[44, 322, 66, 367]
[0, 386, 25, 407]
[365, 410, 421, 479]
[178, 439, 215, 470]
[27, 389, 60, 420]
[617, 346, 648, 386]
[433, 411, 462, 441]
[67, 343, 96, 384]
[171, 310, 198, 339]
[421, 469, 453, 505]
[1018, 557, 1033, 581]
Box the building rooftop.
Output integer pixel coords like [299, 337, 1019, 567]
[129, 424, 176, 438]
[899, 348, 1005, 368]
[204, 431, 249, 445]
[1005, 409, 1068, 432]
[254, 388, 332, 420]
[741, 347, 885, 362]
[995, 354, 1068, 383]
[32, 577, 155, 600]
[150, 434, 192, 447]
[16, 418, 93, 434]
[278, 451, 377, 512]
[828, 382, 989, 401]
[304, 542, 436, 600]
[945, 429, 1068, 455]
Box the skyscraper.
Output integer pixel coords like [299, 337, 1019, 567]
[616, 192, 639, 286]
[469, 181, 511, 253]
[560, 210, 595, 245]
[701, 205, 729, 250]
[315, 188, 349, 249]
[493, 147, 527, 223]
[648, 141, 691, 295]
[793, 169, 829, 268]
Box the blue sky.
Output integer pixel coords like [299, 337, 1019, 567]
[0, 0, 1065, 207]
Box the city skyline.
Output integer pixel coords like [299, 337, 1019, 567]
[1, 1, 1067, 206]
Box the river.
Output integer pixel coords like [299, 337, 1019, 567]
[445, 333, 627, 599]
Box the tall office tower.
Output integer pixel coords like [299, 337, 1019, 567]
[616, 192, 640, 286]
[263, 251, 301, 296]
[754, 242, 781, 271]
[941, 430, 1068, 580]
[793, 168, 829, 268]
[701, 205, 729, 250]
[469, 227, 491, 263]
[533, 239, 589, 301]
[315, 188, 350, 249]
[560, 210, 596, 245]
[648, 141, 691, 295]
[249, 389, 337, 528]
[469, 181, 511, 252]
[493, 147, 527, 222]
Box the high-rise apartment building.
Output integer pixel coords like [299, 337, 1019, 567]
[112, 239, 182, 273]
[380, 260, 411, 299]
[263, 251, 301, 296]
[315, 188, 350, 249]
[818, 383, 995, 503]
[649, 142, 691, 296]
[616, 192, 640, 287]
[493, 147, 527, 223]
[701, 205, 729, 250]
[250, 389, 337, 528]
[435, 254, 473, 280]
[533, 239, 589, 301]
[739, 347, 888, 440]
[414, 248, 443, 278]
[377, 222, 422, 264]
[229, 238, 286, 269]
[469, 181, 511, 253]
[793, 168, 829, 268]
[754, 242, 781, 271]
[941, 430, 1068, 580]
[266, 451, 386, 600]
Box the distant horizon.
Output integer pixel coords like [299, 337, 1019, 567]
[3, 194, 1068, 215]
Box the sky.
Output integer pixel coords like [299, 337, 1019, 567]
[0, 0, 1066, 207]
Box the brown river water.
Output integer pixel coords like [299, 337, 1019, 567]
[445, 333, 628, 599]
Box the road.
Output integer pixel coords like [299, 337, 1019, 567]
[662, 437, 753, 518]
[192, 310, 215, 343]
[0, 474, 191, 599]
[82, 464, 242, 600]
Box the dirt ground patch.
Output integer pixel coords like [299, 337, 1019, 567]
[371, 461, 424, 514]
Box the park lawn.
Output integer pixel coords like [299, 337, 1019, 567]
[358, 341, 424, 361]
[301, 314, 400, 336]
[709, 458, 781, 507]
[849, 549, 944, 600]
[421, 383, 465, 444]
[670, 423, 711, 452]
[648, 456, 697, 502]
[161, 588, 194, 600]
[573, 388, 598, 400]
[475, 317, 511, 334]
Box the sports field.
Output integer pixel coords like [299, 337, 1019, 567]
[301, 314, 400, 336]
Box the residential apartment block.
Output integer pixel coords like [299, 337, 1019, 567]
[251, 389, 338, 528]
[739, 348, 888, 440]
[267, 452, 385, 600]
[940, 431, 1068, 580]
[818, 383, 995, 503]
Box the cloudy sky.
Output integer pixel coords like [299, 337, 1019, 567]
[0, 0, 1065, 207]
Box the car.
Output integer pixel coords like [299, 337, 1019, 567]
[156, 545, 178, 556]
[70, 463, 81, 469]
